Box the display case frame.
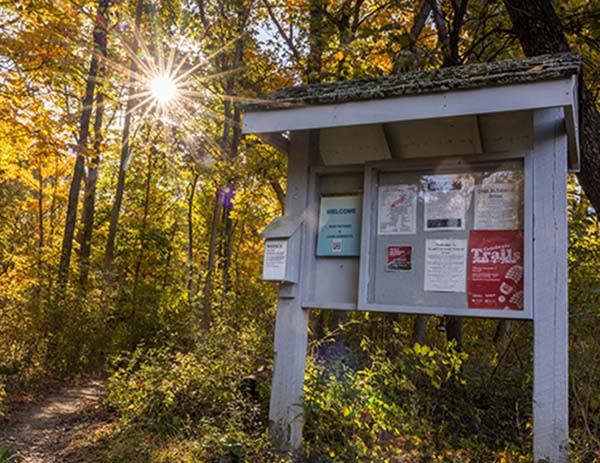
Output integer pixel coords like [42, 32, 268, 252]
[357, 152, 534, 319]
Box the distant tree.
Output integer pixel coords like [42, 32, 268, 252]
[102, 0, 144, 287]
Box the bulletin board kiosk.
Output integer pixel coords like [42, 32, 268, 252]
[243, 53, 581, 463]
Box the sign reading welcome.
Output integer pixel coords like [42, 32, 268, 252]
[316, 195, 362, 256]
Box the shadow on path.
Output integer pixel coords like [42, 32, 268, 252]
[0, 380, 113, 463]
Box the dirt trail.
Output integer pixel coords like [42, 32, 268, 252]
[0, 380, 111, 463]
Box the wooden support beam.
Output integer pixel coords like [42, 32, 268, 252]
[532, 108, 569, 463]
[258, 132, 290, 154]
[268, 130, 314, 449]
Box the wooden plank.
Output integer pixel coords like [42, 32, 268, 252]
[257, 132, 290, 154]
[303, 301, 533, 320]
[319, 124, 391, 165]
[302, 301, 358, 311]
[358, 164, 376, 310]
[524, 150, 534, 318]
[565, 75, 580, 172]
[532, 108, 569, 463]
[385, 116, 483, 158]
[243, 79, 575, 134]
[268, 131, 314, 448]
[478, 111, 533, 153]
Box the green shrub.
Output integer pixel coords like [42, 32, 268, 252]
[0, 446, 22, 463]
[102, 323, 285, 462]
[302, 340, 530, 462]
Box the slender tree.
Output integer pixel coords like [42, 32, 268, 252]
[56, 0, 110, 294]
[201, 0, 251, 330]
[103, 0, 145, 286]
[78, 15, 109, 288]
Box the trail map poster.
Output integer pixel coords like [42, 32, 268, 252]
[468, 230, 524, 310]
[378, 185, 417, 235]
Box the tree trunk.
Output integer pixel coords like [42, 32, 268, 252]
[202, 191, 220, 331]
[411, 315, 427, 346]
[78, 64, 106, 289]
[503, 0, 600, 214]
[56, 0, 110, 294]
[270, 180, 285, 214]
[187, 173, 199, 311]
[36, 161, 44, 270]
[202, 10, 248, 325]
[307, 0, 327, 83]
[493, 319, 511, 351]
[130, 139, 153, 350]
[392, 0, 432, 73]
[446, 316, 463, 345]
[35, 160, 44, 310]
[221, 105, 242, 299]
[103, 0, 144, 286]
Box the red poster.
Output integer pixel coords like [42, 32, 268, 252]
[386, 245, 412, 271]
[468, 230, 524, 310]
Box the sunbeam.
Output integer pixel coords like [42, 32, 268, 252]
[150, 74, 177, 105]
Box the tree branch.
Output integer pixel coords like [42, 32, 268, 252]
[262, 0, 303, 66]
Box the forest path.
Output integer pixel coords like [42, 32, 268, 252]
[0, 379, 112, 463]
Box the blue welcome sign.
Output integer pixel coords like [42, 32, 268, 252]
[316, 195, 362, 256]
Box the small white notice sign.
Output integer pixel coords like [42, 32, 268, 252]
[378, 184, 417, 235]
[424, 239, 467, 292]
[263, 240, 288, 281]
[474, 183, 520, 230]
[423, 174, 471, 231]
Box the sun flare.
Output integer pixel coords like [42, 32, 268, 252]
[149, 74, 177, 105]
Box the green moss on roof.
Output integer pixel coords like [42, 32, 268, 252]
[243, 53, 581, 112]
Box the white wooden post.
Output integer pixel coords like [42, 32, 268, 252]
[532, 108, 569, 463]
[269, 130, 314, 448]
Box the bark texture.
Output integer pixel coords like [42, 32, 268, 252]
[503, 0, 600, 214]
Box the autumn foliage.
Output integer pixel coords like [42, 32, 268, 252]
[1, 1, 600, 462]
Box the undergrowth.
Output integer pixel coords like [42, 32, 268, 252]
[97, 328, 540, 463]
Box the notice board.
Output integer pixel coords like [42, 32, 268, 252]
[358, 159, 529, 318]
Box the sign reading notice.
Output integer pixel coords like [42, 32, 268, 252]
[468, 230, 524, 310]
[386, 245, 412, 271]
[263, 240, 288, 281]
[316, 195, 362, 256]
[424, 239, 467, 292]
[474, 183, 520, 230]
[378, 185, 417, 235]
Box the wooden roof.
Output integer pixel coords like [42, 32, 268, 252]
[244, 53, 581, 112]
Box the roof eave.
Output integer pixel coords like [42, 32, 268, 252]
[243, 77, 580, 171]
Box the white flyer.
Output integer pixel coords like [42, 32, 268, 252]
[423, 175, 468, 231]
[263, 240, 288, 281]
[424, 239, 467, 292]
[474, 183, 521, 230]
[378, 184, 417, 235]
